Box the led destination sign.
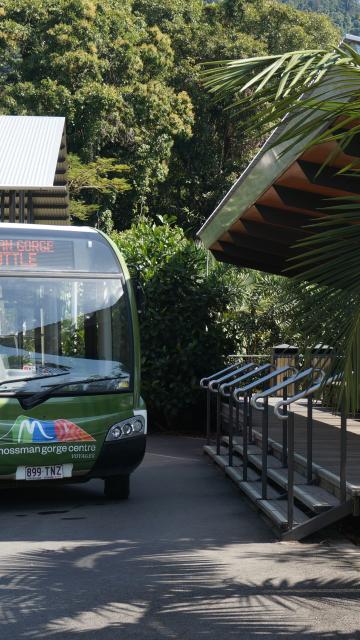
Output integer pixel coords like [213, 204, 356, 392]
[0, 236, 75, 271]
[0, 229, 121, 273]
[0, 239, 54, 267]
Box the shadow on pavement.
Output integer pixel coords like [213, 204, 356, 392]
[1, 538, 360, 639]
[0, 436, 359, 638]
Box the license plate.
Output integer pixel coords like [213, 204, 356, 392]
[16, 464, 73, 481]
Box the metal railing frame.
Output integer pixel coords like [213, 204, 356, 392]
[252, 368, 326, 530]
[200, 362, 242, 446]
[201, 362, 351, 537]
[231, 365, 298, 484]
[200, 362, 257, 449]
[219, 363, 278, 466]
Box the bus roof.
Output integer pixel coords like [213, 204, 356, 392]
[0, 222, 95, 234]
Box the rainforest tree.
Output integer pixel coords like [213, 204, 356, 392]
[0, 0, 339, 229]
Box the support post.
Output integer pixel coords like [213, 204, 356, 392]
[228, 392, 234, 467]
[236, 400, 240, 438]
[216, 392, 221, 456]
[243, 394, 248, 481]
[0, 192, 4, 222]
[28, 193, 33, 223]
[9, 191, 16, 222]
[248, 393, 253, 443]
[282, 386, 288, 467]
[307, 394, 313, 484]
[287, 411, 295, 531]
[206, 388, 211, 445]
[19, 191, 25, 223]
[340, 401, 347, 504]
[262, 396, 269, 499]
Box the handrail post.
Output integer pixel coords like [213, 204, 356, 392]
[282, 386, 288, 467]
[243, 393, 248, 481]
[262, 396, 269, 499]
[248, 393, 253, 443]
[206, 388, 211, 445]
[236, 399, 240, 438]
[307, 394, 313, 484]
[340, 400, 347, 504]
[287, 410, 295, 530]
[229, 391, 234, 466]
[216, 392, 221, 455]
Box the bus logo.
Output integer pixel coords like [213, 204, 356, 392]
[1, 416, 95, 444]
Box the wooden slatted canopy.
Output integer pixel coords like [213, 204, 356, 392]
[197, 132, 360, 275]
[197, 37, 360, 275]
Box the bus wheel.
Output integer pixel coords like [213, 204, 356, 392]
[104, 475, 130, 500]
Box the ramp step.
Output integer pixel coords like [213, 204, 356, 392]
[247, 452, 284, 470]
[239, 480, 283, 503]
[203, 445, 229, 469]
[234, 443, 264, 457]
[268, 466, 306, 487]
[229, 437, 284, 470]
[258, 498, 309, 530]
[225, 466, 260, 485]
[268, 468, 340, 510]
[282, 500, 353, 541]
[217, 440, 340, 513]
[223, 436, 292, 471]
[204, 444, 350, 539]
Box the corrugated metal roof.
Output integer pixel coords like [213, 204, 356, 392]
[0, 116, 65, 189]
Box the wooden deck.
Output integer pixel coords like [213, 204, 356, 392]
[251, 399, 360, 492]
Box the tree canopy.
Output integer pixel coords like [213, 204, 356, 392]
[280, 0, 360, 36]
[0, 0, 339, 230]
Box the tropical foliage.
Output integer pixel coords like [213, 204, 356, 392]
[0, 0, 338, 231]
[202, 40, 360, 410]
[112, 219, 284, 428]
[0, 0, 344, 424]
[67, 154, 131, 223]
[281, 0, 360, 36]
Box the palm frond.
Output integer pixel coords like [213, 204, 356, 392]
[286, 199, 360, 410]
[201, 43, 360, 410]
[202, 46, 360, 169]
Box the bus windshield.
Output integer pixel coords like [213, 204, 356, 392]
[0, 276, 132, 395]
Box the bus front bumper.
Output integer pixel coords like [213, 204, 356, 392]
[89, 434, 146, 478]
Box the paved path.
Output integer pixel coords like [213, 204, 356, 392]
[0, 435, 360, 639]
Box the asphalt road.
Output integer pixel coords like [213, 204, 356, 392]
[1, 435, 360, 639]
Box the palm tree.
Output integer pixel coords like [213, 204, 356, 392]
[201, 42, 360, 410]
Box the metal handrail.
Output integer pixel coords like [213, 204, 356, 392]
[200, 362, 240, 388]
[251, 367, 316, 411]
[274, 369, 326, 420]
[208, 363, 256, 393]
[219, 363, 273, 397]
[222, 363, 276, 476]
[233, 365, 298, 402]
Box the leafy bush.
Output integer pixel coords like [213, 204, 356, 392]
[112, 220, 286, 430]
[112, 220, 237, 429]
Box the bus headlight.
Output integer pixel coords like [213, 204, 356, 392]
[111, 426, 122, 440]
[106, 416, 145, 441]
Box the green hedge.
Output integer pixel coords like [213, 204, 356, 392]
[112, 220, 236, 429]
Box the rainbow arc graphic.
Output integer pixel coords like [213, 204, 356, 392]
[1, 416, 95, 443]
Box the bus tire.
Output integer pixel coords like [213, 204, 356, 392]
[104, 475, 130, 500]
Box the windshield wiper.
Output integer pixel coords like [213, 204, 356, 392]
[0, 370, 70, 388]
[18, 376, 127, 410]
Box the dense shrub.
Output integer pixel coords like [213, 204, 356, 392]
[112, 220, 237, 429]
[112, 220, 286, 430]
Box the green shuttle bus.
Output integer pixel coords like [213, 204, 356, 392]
[0, 223, 146, 498]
